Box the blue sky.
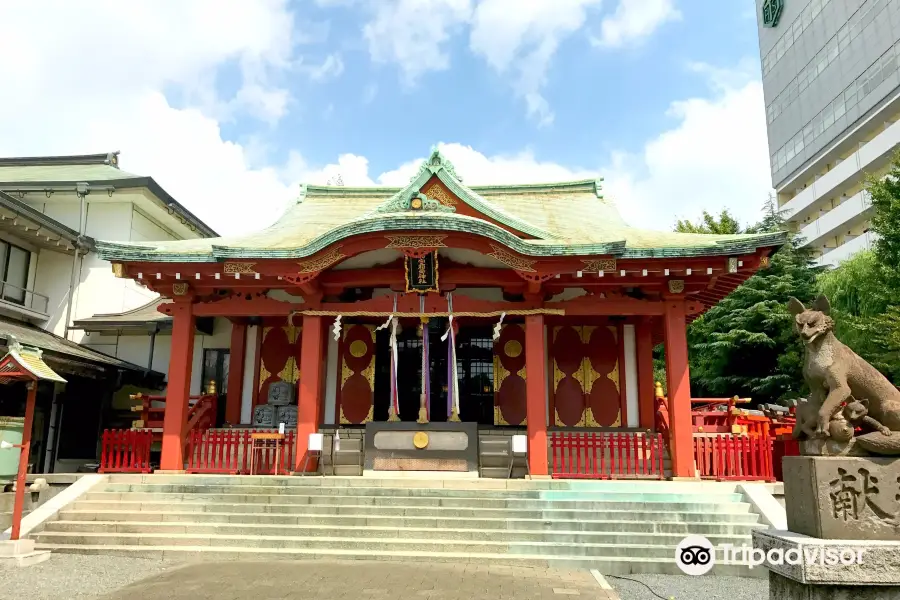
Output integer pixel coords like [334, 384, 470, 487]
[0, 0, 772, 236]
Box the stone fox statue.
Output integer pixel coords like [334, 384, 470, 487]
[788, 295, 900, 447]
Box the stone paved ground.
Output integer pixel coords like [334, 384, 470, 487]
[606, 573, 769, 600]
[0, 556, 618, 600]
[97, 560, 619, 600]
[0, 554, 772, 600]
[0, 554, 176, 599]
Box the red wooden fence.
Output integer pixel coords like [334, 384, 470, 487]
[550, 432, 665, 480]
[186, 429, 295, 474]
[694, 435, 775, 482]
[772, 436, 800, 481]
[99, 429, 153, 473]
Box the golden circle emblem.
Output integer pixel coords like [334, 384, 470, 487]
[504, 339, 522, 358]
[349, 340, 368, 358]
[411, 197, 423, 209]
[413, 431, 429, 449]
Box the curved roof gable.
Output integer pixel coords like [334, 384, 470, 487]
[370, 148, 553, 240]
[95, 147, 787, 263]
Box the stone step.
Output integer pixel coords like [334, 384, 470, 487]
[56, 510, 762, 532]
[31, 531, 747, 559]
[70, 500, 755, 517]
[86, 491, 746, 508]
[33, 543, 764, 578]
[42, 520, 762, 543]
[99, 483, 743, 501]
[103, 475, 748, 494]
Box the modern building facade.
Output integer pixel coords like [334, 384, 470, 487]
[757, 0, 900, 266]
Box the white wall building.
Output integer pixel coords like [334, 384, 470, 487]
[0, 152, 235, 472]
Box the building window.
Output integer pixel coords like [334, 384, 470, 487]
[0, 240, 31, 305]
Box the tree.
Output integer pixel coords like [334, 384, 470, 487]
[676, 198, 823, 405]
[867, 149, 900, 286]
[816, 149, 900, 382]
[674, 209, 741, 234]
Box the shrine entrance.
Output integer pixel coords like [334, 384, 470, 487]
[372, 320, 495, 425]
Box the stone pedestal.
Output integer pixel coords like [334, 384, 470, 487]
[755, 456, 900, 598]
[754, 530, 900, 598]
[783, 456, 900, 540]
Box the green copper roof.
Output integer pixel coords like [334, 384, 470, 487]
[96, 148, 786, 263]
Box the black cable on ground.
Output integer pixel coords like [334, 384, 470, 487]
[604, 574, 674, 600]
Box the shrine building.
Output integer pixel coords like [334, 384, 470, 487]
[96, 149, 786, 478]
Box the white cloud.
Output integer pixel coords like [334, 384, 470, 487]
[0, 0, 318, 235]
[591, 0, 681, 48]
[469, 0, 601, 126]
[377, 143, 594, 186]
[328, 65, 773, 234]
[0, 2, 770, 242]
[354, 0, 676, 125]
[601, 66, 772, 230]
[304, 54, 346, 81]
[362, 0, 473, 84]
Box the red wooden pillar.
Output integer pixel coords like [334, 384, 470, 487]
[664, 300, 694, 478]
[525, 315, 548, 476]
[10, 382, 37, 540]
[160, 299, 196, 471]
[295, 315, 324, 472]
[225, 320, 247, 425]
[636, 317, 656, 430]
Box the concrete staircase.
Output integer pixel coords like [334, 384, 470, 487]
[30, 475, 768, 576]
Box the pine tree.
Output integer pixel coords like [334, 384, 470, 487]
[678, 197, 823, 405]
[867, 149, 900, 287]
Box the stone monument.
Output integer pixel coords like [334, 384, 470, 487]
[753, 295, 900, 598]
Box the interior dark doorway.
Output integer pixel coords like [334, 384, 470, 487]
[372, 320, 494, 425]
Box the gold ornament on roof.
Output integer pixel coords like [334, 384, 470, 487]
[581, 259, 616, 273]
[488, 244, 536, 272]
[111, 263, 125, 278]
[667, 280, 685, 294]
[385, 235, 448, 249]
[172, 282, 189, 296]
[224, 262, 257, 274]
[296, 246, 345, 273]
[424, 184, 458, 206]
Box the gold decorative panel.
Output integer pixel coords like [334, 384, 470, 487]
[581, 259, 616, 273]
[296, 246, 345, 273]
[552, 325, 621, 427]
[424, 184, 458, 206]
[224, 262, 257, 274]
[385, 234, 448, 249]
[488, 244, 536, 272]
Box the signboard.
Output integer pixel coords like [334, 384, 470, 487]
[405, 251, 439, 293]
[762, 0, 783, 27]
